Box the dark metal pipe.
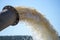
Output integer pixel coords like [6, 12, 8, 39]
[0, 6, 19, 31]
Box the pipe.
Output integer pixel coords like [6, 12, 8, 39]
[0, 6, 19, 31]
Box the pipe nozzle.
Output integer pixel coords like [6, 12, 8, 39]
[0, 6, 19, 31]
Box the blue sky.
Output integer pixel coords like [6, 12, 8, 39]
[0, 0, 60, 36]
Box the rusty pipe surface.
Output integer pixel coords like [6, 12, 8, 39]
[0, 6, 19, 31]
